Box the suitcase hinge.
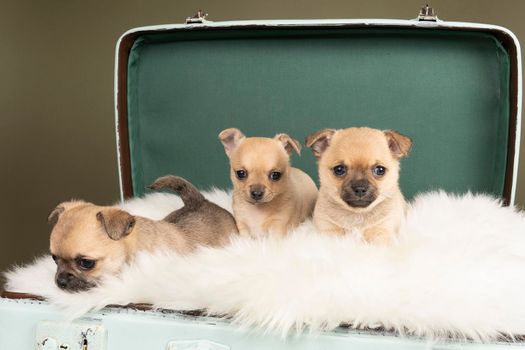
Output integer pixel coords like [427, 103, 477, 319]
[186, 10, 209, 24]
[417, 5, 438, 21]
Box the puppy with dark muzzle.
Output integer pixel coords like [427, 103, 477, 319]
[219, 128, 318, 238]
[306, 127, 412, 244]
[48, 175, 238, 292]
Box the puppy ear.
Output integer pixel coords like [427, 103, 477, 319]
[96, 209, 136, 241]
[218, 128, 245, 157]
[384, 130, 412, 159]
[305, 129, 336, 158]
[48, 200, 85, 226]
[48, 205, 65, 226]
[274, 133, 301, 155]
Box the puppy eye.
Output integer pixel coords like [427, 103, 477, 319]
[236, 169, 247, 180]
[76, 258, 96, 270]
[51, 255, 58, 263]
[269, 171, 282, 181]
[373, 165, 386, 177]
[332, 164, 347, 177]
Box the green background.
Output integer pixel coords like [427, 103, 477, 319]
[1, 0, 524, 276]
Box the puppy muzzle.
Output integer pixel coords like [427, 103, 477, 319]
[55, 271, 96, 292]
[247, 184, 268, 203]
[341, 180, 377, 208]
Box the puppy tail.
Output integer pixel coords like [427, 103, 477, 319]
[148, 175, 206, 210]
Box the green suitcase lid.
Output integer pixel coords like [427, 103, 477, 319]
[114, 16, 521, 205]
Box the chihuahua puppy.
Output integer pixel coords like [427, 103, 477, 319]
[48, 175, 237, 292]
[219, 128, 317, 238]
[306, 127, 411, 244]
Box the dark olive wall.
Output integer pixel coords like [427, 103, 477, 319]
[1, 0, 524, 274]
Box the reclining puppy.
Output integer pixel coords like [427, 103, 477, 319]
[219, 128, 318, 238]
[306, 127, 411, 244]
[48, 175, 238, 292]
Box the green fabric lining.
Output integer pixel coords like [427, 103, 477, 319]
[126, 28, 510, 198]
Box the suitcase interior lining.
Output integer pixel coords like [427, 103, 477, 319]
[125, 28, 510, 199]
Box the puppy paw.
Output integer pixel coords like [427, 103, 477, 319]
[363, 227, 393, 245]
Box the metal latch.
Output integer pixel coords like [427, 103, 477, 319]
[36, 321, 107, 350]
[186, 10, 209, 24]
[417, 5, 438, 21]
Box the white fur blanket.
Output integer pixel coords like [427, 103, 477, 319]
[5, 190, 525, 341]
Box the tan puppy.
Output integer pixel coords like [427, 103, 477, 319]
[48, 175, 237, 292]
[306, 127, 412, 244]
[219, 128, 317, 238]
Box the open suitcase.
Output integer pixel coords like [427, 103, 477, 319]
[1, 6, 522, 349]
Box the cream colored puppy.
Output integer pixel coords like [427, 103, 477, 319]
[306, 127, 411, 244]
[219, 128, 318, 238]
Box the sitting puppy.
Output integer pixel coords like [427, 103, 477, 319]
[48, 175, 238, 292]
[305, 127, 411, 244]
[219, 128, 317, 238]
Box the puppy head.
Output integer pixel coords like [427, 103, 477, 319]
[219, 128, 301, 204]
[48, 201, 136, 292]
[306, 127, 411, 211]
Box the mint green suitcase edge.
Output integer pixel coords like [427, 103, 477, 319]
[1, 298, 523, 350]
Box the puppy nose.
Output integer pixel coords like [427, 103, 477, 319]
[56, 272, 73, 289]
[249, 184, 266, 201]
[250, 190, 264, 200]
[351, 184, 369, 197]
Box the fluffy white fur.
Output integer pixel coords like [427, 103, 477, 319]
[5, 191, 525, 341]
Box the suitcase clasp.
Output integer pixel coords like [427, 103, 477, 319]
[186, 10, 209, 24]
[36, 321, 106, 350]
[417, 5, 438, 21]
